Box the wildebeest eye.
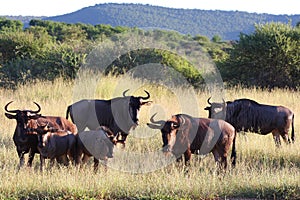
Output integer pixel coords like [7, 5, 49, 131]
[171, 122, 180, 129]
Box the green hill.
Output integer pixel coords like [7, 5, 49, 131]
[44, 3, 300, 40]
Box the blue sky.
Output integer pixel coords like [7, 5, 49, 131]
[0, 0, 299, 16]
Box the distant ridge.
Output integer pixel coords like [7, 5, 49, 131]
[4, 3, 300, 40]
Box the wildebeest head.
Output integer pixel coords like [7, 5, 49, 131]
[4, 101, 42, 142]
[123, 89, 152, 125]
[29, 122, 58, 149]
[98, 126, 126, 147]
[204, 97, 227, 119]
[111, 89, 152, 138]
[147, 114, 188, 157]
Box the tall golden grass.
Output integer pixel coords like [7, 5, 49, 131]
[0, 73, 299, 199]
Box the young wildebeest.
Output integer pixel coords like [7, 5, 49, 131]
[29, 124, 77, 171]
[205, 98, 295, 146]
[148, 114, 237, 171]
[4, 101, 78, 170]
[76, 126, 124, 172]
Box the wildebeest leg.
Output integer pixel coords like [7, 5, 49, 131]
[39, 154, 45, 171]
[281, 134, 290, 144]
[280, 131, 290, 144]
[50, 158, 56, 168]
[68, 141, 77, 166]
[184, 150, 192, 166]
[272, 131, 281, 147]
[56, 155, 69, 167]
[212, 149, 224, 172]
[93, 157, 99, 173]
[183, 150, 192, 174]
[80, 154, 91, 169]
[18, 151, 26, 170]
[27, 149, 35, 167]
[220, 154, 228, 171]
[102, 158, 108, 172]
[176, 155, 183, 162]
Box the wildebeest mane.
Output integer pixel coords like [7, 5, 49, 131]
[226, 99, 278, 133]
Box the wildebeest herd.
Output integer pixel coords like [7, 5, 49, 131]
[4, 90, 295, 173]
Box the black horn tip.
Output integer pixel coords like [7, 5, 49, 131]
[4, 101, 18, 113]
[122, 89, 130, 97]
[141, 90, 150, 100]
[5, 101, 13, 108]
[150, 113, 158, 123]
[32, 102, 41, 113]
[207, 97, 212, 105]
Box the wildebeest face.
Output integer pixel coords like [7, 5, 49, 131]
[126, 90, 151, 125]
[5, 101, 42, 129]
[129, 97, 142, 125]
[32, 124, 51, 148]
[5, 111, 42, 135]
[204, 97, 226, 119]
[161, 117, 180, 155]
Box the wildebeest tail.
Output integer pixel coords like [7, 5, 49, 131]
[291, 114, 295, 143]
[231, 131, 237, 168]
[66, 105, 72, 121]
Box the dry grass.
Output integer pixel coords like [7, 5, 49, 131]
[0, 73, 299, 199]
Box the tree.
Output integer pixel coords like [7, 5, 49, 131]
[221, 22, 300, 89]
[0, 18, 23, 32]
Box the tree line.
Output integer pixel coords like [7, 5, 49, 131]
[0, 18, 299, 89]
[44, 3, 300, 41]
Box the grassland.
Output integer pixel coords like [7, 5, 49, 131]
[0, 74, 299, 199]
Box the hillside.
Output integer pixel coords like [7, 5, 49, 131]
[43, 3, 300, 40]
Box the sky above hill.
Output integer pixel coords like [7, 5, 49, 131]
[0, 0, 299, 16]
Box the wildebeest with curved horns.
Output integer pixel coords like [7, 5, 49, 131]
[204, 98, 295, 146]
[66, 89, 152, 143]
[4, 101, 78, 170]
[147, 114, 237, 170]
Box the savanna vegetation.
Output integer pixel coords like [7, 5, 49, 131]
[0, 74, 299, 199]
[0, 18, 299, 90]
[0, 16, 299, 199]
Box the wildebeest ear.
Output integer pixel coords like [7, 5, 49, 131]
[204, 106, 210, 110]
[141, 101, 152, 106]
[5, 113, 16, 119]
[147, 123, 163, 129]
[28, 114, 42, 120]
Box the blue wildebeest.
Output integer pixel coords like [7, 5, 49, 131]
[29, 124, 77, 171]
[76, 126, 125, 172]
[4, 101, 78, 170]
[147, 114, 237, 171]
[66, 90, 152, 144]
[204, 98, 295, 146]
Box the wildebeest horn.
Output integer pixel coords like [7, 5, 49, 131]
[207, 97, 212, 105]
[147, 113, 166, 129]
[5, 101, 41, 113]
[4, 101, 19, 113]
[140, 90, 150, 100]
[149, 113, 165, 125]
[122, 89, 130, 97]
[30, 102, 41, 113]
[222, 98, 226, 106]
